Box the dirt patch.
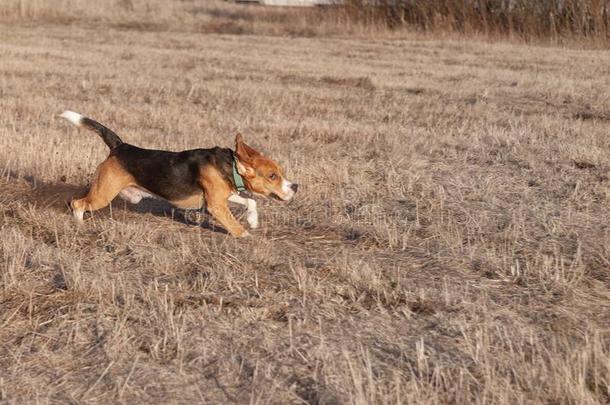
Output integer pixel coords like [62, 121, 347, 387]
[281, 74, 375, 91]
[573, 109, 610, 122]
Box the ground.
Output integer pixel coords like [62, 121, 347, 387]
[0, 15, 609, 405]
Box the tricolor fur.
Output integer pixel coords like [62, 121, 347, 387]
[59, 110, 297, 237]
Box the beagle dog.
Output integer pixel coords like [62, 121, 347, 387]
[59, 111, 297, 237]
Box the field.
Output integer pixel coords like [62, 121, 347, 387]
[1, 2, 610, 404]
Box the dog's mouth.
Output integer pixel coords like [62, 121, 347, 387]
[270, 192, 294, 202]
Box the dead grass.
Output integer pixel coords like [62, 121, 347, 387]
[0, 0, 371, 37]
[343, 0, 610, 44]
[2, 0, 610, 47]
[0, 6, 609, 405]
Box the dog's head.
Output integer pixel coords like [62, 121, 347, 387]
[234, 134, 297, 201]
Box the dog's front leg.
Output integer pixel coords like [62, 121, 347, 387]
[207, 198, 249, 237]
[200, 167, 250, 237]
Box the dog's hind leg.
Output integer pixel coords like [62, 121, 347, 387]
[71, 157, 134, 221]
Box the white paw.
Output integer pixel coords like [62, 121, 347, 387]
[247, 214, 259, 229]
[73, 210, 84, 222]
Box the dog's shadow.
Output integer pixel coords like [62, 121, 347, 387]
[8, 171, 230, 234]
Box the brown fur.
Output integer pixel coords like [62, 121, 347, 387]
[234, 134, 292, 200]
[70, 156, 135, 214]
[71, 158, 249, 236]
[200, 165, 248, 237]
[169, 193, 205, 210]
[69, 134, 293, 237]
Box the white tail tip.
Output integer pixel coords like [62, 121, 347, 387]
[60, 110, 83, 126]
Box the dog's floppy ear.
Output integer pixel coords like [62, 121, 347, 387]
[235, 133, 261, 162]
[235, 158, 255, 178]
[234, 133, 257, 178]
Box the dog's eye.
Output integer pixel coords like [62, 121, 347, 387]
[269, 173, 277, 180]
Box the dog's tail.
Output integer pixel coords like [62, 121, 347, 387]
[59, 111, 123, 150]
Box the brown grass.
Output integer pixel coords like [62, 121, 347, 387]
[2, 0, 610, 45]
[0, 0, 364, 37]
[344, 0, 610, 43]
[1, 2, 610, 404]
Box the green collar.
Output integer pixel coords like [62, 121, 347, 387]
[232, 155, 247, 194]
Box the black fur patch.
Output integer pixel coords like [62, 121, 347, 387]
[81, 117, 123, 150]
[112, 145, 234, 200]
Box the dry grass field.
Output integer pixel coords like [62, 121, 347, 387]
[1, 1, 610, 404]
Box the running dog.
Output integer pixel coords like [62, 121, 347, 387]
[59, 111, 297, 237]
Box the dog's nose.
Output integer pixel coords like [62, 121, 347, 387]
[291, 183, 298, 193]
